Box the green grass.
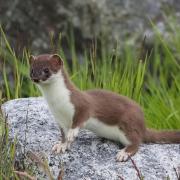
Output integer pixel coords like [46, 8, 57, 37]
[1, 25, 180, 130]
[0, 115, 18, 179]
[0, 16, 180, 178]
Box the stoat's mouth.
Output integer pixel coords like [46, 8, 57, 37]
[31, 78, 40, 83]
[31, 77, 50, 84]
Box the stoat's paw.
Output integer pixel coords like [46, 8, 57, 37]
[52, 141, 68, 154]
[67, 128, 79, 142]
[116, 148, 131, 162]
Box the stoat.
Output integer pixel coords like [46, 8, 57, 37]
[29, 54, 180, 162]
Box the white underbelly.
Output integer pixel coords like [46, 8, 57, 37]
[48, 101, 74, 129]
[84, 118, 131, 146]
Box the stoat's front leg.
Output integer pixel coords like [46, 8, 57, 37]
[66, 127, 80, 143]
[52, 127, 69, 153]
[52, 110, 88, 154]
[52, 127, 80, 154]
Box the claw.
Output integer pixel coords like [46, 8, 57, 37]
[52, 141, 68, 154]
[116, 148, 131, 162]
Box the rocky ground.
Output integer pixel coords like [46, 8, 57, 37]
[1, 97, 180, 179]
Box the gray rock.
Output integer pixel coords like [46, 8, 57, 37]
[1, 0, 180, 53]
[1, 97, 180, 180]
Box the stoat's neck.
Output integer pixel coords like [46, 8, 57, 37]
[38, 68, 77, 130]
[61, 68, 79, 92]
[37, 68, 80, 102]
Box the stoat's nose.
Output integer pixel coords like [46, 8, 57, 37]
[30, 69, 40, 83]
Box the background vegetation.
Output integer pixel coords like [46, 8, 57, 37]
[0, 17, 180, 178]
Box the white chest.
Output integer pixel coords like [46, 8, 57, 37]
[38, 73, 75, 130]
[84, 118, 131, 146]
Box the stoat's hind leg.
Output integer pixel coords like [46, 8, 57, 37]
[116, 144, 139, 162]
[116, 128, 141, 162]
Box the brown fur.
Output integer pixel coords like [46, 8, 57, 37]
[61, 69, 146, 155]
[144, 129, 180, 143]
[29, 54, 180, 161]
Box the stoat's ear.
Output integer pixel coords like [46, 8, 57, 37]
[29, 55, 36, 64]
[50, 54, 63, 67]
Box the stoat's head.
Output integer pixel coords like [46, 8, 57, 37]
[29, 54, 63, 84]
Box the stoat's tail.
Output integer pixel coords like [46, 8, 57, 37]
[144, 129, 180, 143]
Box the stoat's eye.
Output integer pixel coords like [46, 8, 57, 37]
[43, 68, 49, 74]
